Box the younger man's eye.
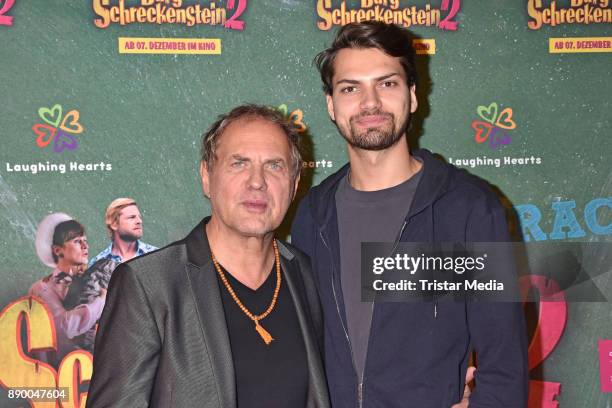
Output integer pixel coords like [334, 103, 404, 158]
[340, 86, 357, 94]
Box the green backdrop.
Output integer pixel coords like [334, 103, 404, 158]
[1, 0, 610, 406]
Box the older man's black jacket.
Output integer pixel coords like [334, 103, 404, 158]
[87, 219, 330, 408]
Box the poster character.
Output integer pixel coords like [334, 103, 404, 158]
[28, 213, 106, 367]
[64, 258, 117, 352]
[88, 197, 157, 267]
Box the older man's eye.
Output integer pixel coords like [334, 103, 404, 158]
[268, 162, 284, 170]
[231, 161, 245, 168]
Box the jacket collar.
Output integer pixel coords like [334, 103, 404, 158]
[408, 148, 453, 219]
[185, 217, 296, 265]
[307, 148, 454, 226]
[183, 218, 324, 407]
[185, 217, 213, 267]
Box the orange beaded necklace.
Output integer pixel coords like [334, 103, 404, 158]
[211, 240, 281, 345]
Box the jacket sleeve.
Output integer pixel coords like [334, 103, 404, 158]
[290, 194, 324, 343]
[86, 263, 161, 408]
[465, 200, 529, 408]
[290, 194, 316, 259]
[293, 248, 324, 353]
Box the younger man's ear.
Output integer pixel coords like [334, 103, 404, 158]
[409, 85, 418, 113]
[326, 94, 336, 122]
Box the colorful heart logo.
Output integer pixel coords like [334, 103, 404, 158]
[289, 109, 307, 133]
[476, 102, 498, 125]
[472, 102, 517, 150]
[32, 124, 57, 148]
[38, 104, 63, 128]
[495, 108, 516, 130]
[471, 120, 493, 143]
[277, 104, 288, 116]
[488, 127, 512, 150]
[53, 129, 78, 153]
[33, 103, 84, 152]
[60, 110, 84, 134]
[276, 104, 307, 133]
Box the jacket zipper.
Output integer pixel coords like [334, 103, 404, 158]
[390, 220, 409, 253]
[326, 220, 409, 408]
[319, 231, 361, 408]
[359, 220, 410, 404]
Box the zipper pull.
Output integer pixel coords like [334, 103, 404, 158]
[434, 302, 438, 318]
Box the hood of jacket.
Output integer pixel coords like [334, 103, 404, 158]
[306, 148, 459, 227]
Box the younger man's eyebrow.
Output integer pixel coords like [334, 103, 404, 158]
[335, 72, 401, 85]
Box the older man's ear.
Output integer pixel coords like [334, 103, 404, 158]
[292, 172, 301, 200]
[200, 161, 211, 199]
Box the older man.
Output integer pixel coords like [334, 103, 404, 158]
[87, 105, 329, 408]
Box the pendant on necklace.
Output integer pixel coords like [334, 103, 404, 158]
[255, 321, 274, 345]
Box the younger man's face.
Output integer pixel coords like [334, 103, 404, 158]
[326, 47, 417, 151]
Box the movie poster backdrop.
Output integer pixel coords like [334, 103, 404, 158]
[0, 0, 611, 407]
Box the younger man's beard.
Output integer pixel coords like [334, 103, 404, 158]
[338, 109, 411, 151]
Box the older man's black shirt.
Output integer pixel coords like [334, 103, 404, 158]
[217, 264, 309, 408]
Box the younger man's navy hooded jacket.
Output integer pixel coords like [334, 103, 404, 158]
[291, 149, 528, 408]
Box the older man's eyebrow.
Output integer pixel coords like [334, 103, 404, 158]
[264, 158, 288, 168]
[230, 154, 250, 162]
[265, 157, 285, 164]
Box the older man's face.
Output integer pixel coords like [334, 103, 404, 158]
[201, 117, 299, 238]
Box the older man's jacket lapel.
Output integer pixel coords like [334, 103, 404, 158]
[183, 219, 330, 408]
[278, 242, 329, 407]
[184, 221, 236, 408]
